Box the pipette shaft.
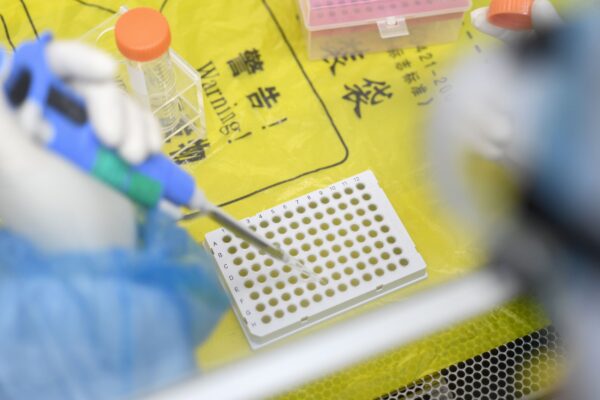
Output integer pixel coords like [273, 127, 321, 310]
[189, 193, 319, 281]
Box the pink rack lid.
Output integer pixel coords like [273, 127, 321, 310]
[303, 0, 471, 30]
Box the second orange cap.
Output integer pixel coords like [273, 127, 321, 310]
[487, 0, 534, 31]
[115, 7, 171, 62]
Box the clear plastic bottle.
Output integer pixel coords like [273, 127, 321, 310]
[115, 7, 179, 135]
[129, 52, 178, 133]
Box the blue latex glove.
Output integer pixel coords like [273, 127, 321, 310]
[0, 211, 229, 400]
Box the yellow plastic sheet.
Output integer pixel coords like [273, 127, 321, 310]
[1, 0, 577, 398]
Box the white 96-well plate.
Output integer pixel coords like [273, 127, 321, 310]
[205, 170, 427, 348]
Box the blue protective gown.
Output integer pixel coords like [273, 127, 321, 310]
[0, 211, 229, 400]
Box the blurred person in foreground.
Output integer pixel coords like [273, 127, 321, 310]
[431, 1, 600, 398]
[0, 40, 229, 399]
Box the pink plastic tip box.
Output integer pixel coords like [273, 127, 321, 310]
[298, 0, 472, 59]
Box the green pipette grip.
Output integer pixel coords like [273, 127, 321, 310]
[92, 149, 163, 208]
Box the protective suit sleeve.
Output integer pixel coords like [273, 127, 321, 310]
[0, 211, 229, 400]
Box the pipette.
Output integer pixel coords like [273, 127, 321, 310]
[0, 33, 319, 282]
[197, 199, 316, 281]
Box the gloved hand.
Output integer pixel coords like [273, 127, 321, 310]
[427, 0, 563, 230]
[452, 0, 563, 166]
[0, 40, 162, 252]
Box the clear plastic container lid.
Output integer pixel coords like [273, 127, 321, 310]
[300, 0, 471, 30]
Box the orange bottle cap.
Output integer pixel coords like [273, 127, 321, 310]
[487, 0, 534, 31]
[115, 7, 171, 62]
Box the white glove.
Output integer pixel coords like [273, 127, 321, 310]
[0, 40, 162, 252]
[448, 0, 563, 166]
[428, 1, 562, 231]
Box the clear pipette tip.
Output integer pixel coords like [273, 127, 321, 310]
[196, 201, 325, 285]
[282, 254, 327, 285]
